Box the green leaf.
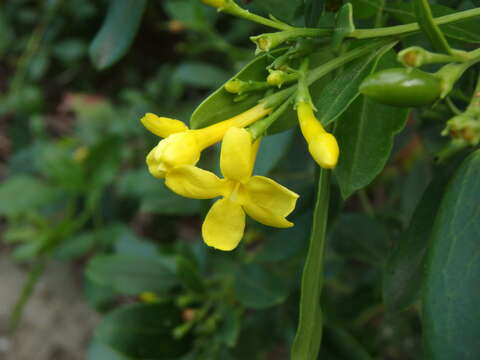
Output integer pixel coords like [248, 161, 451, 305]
[334, 52, 408, 199]
[176, 256, 205, 293]
[251, 0, 302, 23]
[383, 161, 455, 313]
[388, 3, 480, 43]
[95, 303, 192, 359]
[331, 213, 390, 265]
[234, 264, 288, 309]
[423, 150, 480, 359]
[175, 62, 230, 89]
[305, 0, 324, 27]
[117, 169, 201, 215]
[87, 341, 133, 360]
[190, 49, 286, 129]
[291, 170, 330, 360]
[86, 254, 177, 295]
[331, 3, 355, 50]
[349, 0, 382, 19]
[315, 42, 395, 126]
[0, 175, 59, 216]
[253, 129, 294, 175]
[89, 0, 147, 70]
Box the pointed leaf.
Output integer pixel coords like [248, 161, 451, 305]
[89, 0, 147, 70]
[334, 51, 408, 199]
[190, 49, 286, 129]
[423, 150, 480, 360]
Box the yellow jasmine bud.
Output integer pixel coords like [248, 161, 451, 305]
[146, 132, 201, 178]
[296, 101, 339, 169]
[141, 103, 271, 178]
[201, 0, 226, 9]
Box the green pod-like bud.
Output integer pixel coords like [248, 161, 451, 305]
[359, 68, 442, 107]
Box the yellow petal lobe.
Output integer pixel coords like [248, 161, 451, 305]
[243, 201, 294, 228]
[165, 165, 225, 199]
[220, 127, 254, 182]
[145, 132, 201, 178]
[141, 113, 188, 137]
[245, 176, 299, 217]
[202, 198, 246, 251]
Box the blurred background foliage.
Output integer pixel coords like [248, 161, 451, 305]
[1, 0, 477, 359]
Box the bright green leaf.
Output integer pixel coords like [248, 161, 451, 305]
[190, 49, 286, 129]
[388, 3, 480, 43]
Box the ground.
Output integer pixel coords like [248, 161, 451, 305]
[0, 255, 98, 360]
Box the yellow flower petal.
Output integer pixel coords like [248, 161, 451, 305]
[220, 127, 254, 182]
[165, 165, 225, 199]
[202, 198, 246, 251]
[146, 146, 167, 178]
[245, 176, 299, 217]
[243, 201, 294, 228]
[141, 113, 188, 138]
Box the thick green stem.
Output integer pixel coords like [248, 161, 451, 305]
[291, 169, 331, 360]
[264, 39, 396, 108]
[351, 7, 480, 39]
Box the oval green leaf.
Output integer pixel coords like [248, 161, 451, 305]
[423, 150, 480, 359]
[86, 255, 177, 295]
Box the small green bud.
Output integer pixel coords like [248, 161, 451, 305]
[359, 68, 442, 107]
[267, 70, 287, 87]
[224, 79, 244, 94]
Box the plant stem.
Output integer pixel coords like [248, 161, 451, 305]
[220, 0, 293, 31]
[291, 169, 331, 360]
[9, 260, 48, 332]
[351, 7, 480, 39]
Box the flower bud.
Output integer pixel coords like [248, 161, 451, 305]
[146, 132, 201, 178]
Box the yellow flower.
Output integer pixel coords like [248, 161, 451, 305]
[165, 127, 299, 251]
[296, 101, 339, 169]
[142, 103, 271, 178]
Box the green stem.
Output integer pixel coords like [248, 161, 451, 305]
[248, 95, 293, 139]
[291, 169, 331, 360]
[351, 7, 480, 39]
[264, 39, 396, 107]
[251, 29, 331, 52]
[219, 0, 293, 31]
[8, 260, 48, 332]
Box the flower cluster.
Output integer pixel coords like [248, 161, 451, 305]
[141, 97, 339, 251]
